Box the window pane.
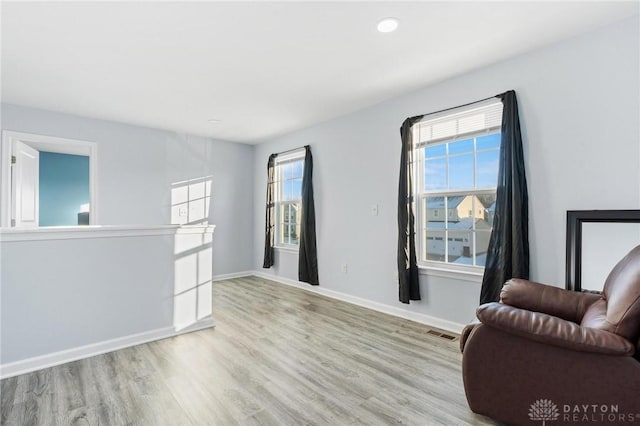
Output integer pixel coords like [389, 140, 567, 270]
[425, 157, 447, 190]
[291, 161, 303, 179]
[279, 203, 289, 245]
[282, 163, 292, 181]
[448, 154, 473, 189]
[477, 193, 497, 225]
[424, 193, 496, 267]
[448, 139, 473, 155]
[444, 195, 470, 221]
[477, 133, 501, 150]
[425, 196, 447, 224]
[291, 179, 302, 200]
[425, 144, 446, 158]
[445, 194, 490, 222]
[475, 230, 492, 267]
[278, 204, 285, 226]
[282, 180, 292, 201]
[447, 230, 468, 265]
[277, 202, 301, 246]
[425, 229, 446, 262]
[477, 150, 500, 188]
[281, 219, 289, 244]
[291, 202, 301, 245]
[288, 203, 296, 223]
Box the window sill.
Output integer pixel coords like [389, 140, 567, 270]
[274, 246, 299, 254]
[418, 264, 483, 283]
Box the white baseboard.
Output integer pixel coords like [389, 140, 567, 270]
[0, 316, 215, 379]
[250, 271, 465, 334]
[212, 270, 254, 282]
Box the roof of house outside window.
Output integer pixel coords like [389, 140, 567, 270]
[426, 218, 491, 230]
[425, 196, 466, 209]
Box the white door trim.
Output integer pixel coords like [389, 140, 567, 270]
[1, 131, 99, 227]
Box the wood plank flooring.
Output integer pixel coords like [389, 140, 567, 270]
[1, 276, 498, 425]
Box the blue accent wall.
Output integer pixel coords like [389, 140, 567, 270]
[39, 152, 90, 226]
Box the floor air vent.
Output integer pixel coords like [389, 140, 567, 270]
[427, 329, 458, 341]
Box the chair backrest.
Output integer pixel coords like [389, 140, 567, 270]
[581, 244, 640, 343]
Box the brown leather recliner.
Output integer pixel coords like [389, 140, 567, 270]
[460, 245, 640, 425]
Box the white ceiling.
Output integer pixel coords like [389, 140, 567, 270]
[2, 2, 638, 144]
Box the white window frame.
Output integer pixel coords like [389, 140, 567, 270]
[412, 101, 502, 277]
[273, 149, 305, 250]
[1, 131, 98, 228]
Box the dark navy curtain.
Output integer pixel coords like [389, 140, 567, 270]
[262, 154, 277, 268]
[480, 90, 530, 304]
[298, 146, 319, 285]
[397, 118, 421, 303]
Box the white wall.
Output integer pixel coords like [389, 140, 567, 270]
[0, 226, 216, 374]
[1, 104, 254, 276]
[1, 232, 175, 366]
[253, 17, 640, 328]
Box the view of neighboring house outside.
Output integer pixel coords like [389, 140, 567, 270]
[426, 195, 485, 222]
[425, 195, 492, 263]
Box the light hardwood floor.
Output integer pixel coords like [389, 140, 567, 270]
[1, 276, 498, 426]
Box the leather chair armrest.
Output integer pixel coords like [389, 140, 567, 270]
[460, 320, 480, 353]
[500, 278, 601, 323]
[477, 302, 635, 356]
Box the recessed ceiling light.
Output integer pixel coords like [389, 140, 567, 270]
[377, 18, 399, 33]
[207, 119, 221, 124]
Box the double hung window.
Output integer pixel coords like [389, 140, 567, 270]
[274, 151, 305, 248]
[414, 100, 503, 269]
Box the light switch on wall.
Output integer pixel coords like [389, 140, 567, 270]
[371, 204, 379, 216]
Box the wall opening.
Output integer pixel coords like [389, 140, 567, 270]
[1, 131, 98, 228]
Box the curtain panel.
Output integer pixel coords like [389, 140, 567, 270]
[298, 146, 319, 285]
[480, 90, 530, 304]
[262, 154, 277, 268]
[397, 118, 422, 304]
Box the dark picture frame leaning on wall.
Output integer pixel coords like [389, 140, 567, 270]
[566, 209, 640, 292]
